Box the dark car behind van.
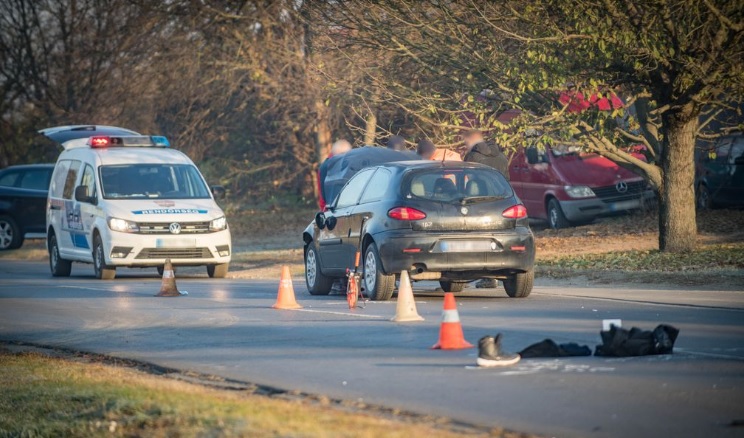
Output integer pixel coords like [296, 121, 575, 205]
[696, 134, 744, 209]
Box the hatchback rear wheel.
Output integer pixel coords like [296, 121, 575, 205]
[504, 269, 533, 298]
[363, 243, 395, 301]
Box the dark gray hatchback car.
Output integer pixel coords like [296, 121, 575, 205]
[303, 161, 536, 300]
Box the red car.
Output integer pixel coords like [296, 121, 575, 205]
[509, 144, 654, 228]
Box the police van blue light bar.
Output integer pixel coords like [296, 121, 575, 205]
[88, 135, 170, 148]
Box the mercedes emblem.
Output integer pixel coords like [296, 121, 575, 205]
[615, 181, 628, 193]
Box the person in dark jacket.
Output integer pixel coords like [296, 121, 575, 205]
[317, 139, 352, 211]
[459, 130, 509, 180]
[461, 129, 510, 289]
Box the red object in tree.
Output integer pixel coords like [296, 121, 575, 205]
[559, 90, 624, 113]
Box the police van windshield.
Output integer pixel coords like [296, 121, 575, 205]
[100, 164, 211, 199]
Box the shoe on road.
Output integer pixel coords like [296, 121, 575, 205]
[477, 334, 521, 367]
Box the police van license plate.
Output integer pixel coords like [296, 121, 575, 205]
[156, 238, 196, 248]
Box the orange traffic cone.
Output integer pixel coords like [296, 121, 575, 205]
[156, 259, 181, 297]
[432, 293, 473, 349]
[391, 271, 424, 322]
[272, 265, 303, 309]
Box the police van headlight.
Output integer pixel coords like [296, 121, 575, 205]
[564, 185, 595, 199]
[108, 217, 139, 233]
[209, 216, 227, 232]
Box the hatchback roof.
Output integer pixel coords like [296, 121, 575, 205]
[379, 160, 492, 170]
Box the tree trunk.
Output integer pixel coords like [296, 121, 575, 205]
[658, 109, 698, 252]
[313, 99, 332, 202]
[364, 109, 377, 145]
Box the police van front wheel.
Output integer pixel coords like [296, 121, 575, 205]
[207, 263, 229, 278]
[93, 235, 116, 280]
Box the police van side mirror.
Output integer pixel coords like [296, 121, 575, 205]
[211, 185, 226, 200]
[74, 185, 96, 205]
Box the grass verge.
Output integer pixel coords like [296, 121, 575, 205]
[0, 348, 517, 438]
[538, 242, 744, 272]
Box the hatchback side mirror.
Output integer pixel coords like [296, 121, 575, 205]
[315, 212, 326, 229]
[211, 185, 226, 200]
[74, 185, 96, 205]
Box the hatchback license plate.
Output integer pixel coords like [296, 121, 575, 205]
[439, 240, 495, 252]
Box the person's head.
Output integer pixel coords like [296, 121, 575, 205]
[416, 139, 436, 159]
[330, 139, 352, 156]
[459, 129, 485, 156]
[386, 135, 406, 151]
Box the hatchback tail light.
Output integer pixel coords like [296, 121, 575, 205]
[388, 207, 427, 220]
[502, 204, 527, 219]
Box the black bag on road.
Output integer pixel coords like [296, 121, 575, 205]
[594, 324, 680, 357]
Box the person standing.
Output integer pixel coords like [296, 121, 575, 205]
[459, 129, 509, 180]
[386, 135, 407, 151]
[317, 139, 352, 211]
[460, 129, 509, 289]
[416, 139, 462, 161]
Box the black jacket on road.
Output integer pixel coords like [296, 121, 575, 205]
[463, 141, 510, 180]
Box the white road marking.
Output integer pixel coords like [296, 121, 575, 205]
[59, 285, 116, 292]
[466, 360, 616, 375]
[293, 308, 385, 319]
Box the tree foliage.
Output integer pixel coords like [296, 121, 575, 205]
[324, 0, 744, 251]
[1, 0, 742, 251]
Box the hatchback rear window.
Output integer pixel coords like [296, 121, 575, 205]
[405, 168, 512, 203]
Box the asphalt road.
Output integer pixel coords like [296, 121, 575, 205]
[1, 260, 743, 438]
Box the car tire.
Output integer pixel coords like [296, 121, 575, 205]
[207, 263, 229, 278]
[363, 243, 395, 301]
[0, 215, 23, 250]
[439, 280, 466, 292]
[305, 243, 333, 295]
[696, 184, 713, 210]
[48, 233, 72, 277]
[503, 269, 534, 298]
[93, 234, 116, 280]
[547, 198, 570, 229]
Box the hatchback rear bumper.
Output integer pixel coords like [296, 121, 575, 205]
[374, 227, 535, 280]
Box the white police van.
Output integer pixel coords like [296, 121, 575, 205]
[42, 125, 231, 280]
